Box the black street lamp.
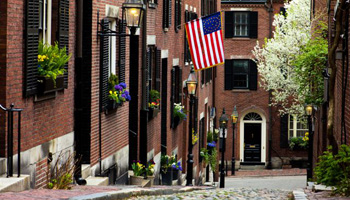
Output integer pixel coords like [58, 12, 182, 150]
[122, 0, 146, 35]
[231, 106, 238, 176]
[186, 67, 197, 186]
[219, 109, 229, 188]
[305, 104, 314, 180]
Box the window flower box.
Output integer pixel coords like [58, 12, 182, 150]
[37, 75, 64, 94]
[148, 107, 160, 119]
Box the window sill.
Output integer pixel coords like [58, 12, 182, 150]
[149, 3, 157, 9]
[231, 37, 252, 41]
[231, 89, 250, 93]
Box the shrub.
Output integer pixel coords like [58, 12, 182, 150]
[314, 145, 350, 196]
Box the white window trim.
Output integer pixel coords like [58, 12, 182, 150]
[109, 19, 117, 76]
[288, 115, 308, 138]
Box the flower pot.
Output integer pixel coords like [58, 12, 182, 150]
[172, 168, 179, 180]
[147, 176, 155, 187]
[161, 169, 173, 185]
[173, 116, 180, 128]
[148, 107, 160, 120]
[129, 175, 145, 185]
[37, 76, 64, 94]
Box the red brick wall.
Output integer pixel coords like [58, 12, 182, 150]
[0, 0, 76, 158]
[90, 0, 130, 167]
[0, 0, 8, 156]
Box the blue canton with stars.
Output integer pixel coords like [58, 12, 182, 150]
[202, 12, 221, 35]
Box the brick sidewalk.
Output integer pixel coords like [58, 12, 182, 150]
[227, 168, 306, 177]
[304, 189, 350, 200]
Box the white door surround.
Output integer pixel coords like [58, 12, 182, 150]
[239, 110, 266, 164]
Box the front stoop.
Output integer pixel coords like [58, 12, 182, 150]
[86, 176, 109, 186]
[0, 158, 6, 175]
[0, 174, 30, 193]
[81, 164, 91, 180]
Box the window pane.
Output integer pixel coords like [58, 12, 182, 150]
[233, 60, 248, 73]
[297, 130, 307, 137]
[289, 130, 294, 138]
[234, 12, 248, 36]
[232, 75, 248, 87]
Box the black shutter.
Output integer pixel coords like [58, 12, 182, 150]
[249, 11, 258, 39]
[280, 115, 289, 148]
[225, 11, 234, 38]
[175, 0, 179, 31]
[169, 0, 172, 26]
[184, 11, 190, 63]
[59, 0, 70, 88]
[224, 60, 233, 90]
[178, 67, 182, 101]
[163, 0, 169, 29]
[201, 70, 205, 85]
[178, 0, 182, 29]
[146, 49, 151, 105]
[194, 97, 198, 133]
[100, 19, 109, 111]
[155, 48, 161, 92]
[171, 68, 175, 128]
[25, 0, 40, 96]
[249, 60, 258, 91]
[119, 20, 126, 83]
[280, 7, 286, 16]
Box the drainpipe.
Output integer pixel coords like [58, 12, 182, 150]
[139, 2, 148, 165]
[266, 0, 273, 170]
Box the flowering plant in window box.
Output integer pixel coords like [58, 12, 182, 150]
[173, 103, 187, 120]
[148, 90, 160, 119]
[108, 82, 131, 106]
[37, 41, 71, 93]
[289, 132, 309, 150]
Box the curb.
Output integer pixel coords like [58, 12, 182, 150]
[69, 186, 216, 200]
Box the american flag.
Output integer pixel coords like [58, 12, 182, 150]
[185, 12, 225, 71]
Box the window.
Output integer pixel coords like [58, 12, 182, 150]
[170, 66, 183, 128]
[149, 0, 158, 8]
[224, 59, 257, 90]
[147, 46, 161, 93]
[288, 115, 308, 138]
[25, 0, 69, 96]
[184, 11, 197, 64]
[109, 19, 117, 76]
[201, 0, 217, 17]
[174, 0, 182, 32]
[225, 11, 258, 39]
[163, 0, 172, 30]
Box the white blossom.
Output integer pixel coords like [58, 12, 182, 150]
[252, 0, 311, 115]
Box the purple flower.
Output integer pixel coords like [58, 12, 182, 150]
[124, 90, 129, 95]
[121, 94, 126, 99]
[115, 85, 123, 91]
[208, 141, 216, 147]
[119, 82, 127, 89]
[126, 95, 131, 101]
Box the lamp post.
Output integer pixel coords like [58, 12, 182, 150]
[231, 106, 238, 176]
[219, 109, 229, 188]
[305, 104, 314, 180]
[186, 67, 197, 186]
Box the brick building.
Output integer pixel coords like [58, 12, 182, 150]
[218, 0, 308, 171]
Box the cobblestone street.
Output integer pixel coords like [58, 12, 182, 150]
[128, 188, 292, 200]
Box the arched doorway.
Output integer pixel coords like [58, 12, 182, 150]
[239, 111, 266, 164]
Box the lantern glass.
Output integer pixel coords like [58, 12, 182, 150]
[305, 104, 313, 116]
[231, 106, 238, 124]
[122, 0, 145, 29]
[219, 110, 229, 129]
[186, 67, 197, 95]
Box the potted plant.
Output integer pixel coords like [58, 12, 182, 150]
[289, 132, 309, 150]
[173, 103, 187, 127]
[171, 161, 182, 180]
[130, 160, 145, 185]
[148, 89, 160, 119]
[160, 154, 176, 185]
[145, 160, 155, 187]
[107, 82, 131, 110]
[37, 41, 71, 93]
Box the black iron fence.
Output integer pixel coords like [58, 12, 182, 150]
[0, 103, 23, 177]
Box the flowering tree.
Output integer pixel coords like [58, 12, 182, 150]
[252, 0, 311, 115]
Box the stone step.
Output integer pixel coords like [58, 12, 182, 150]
[81, 164, 91, 180]
[239, 165, 265, 171]
[0, 158, 6, 176]
[86, 176, 109, 186]
[0, 174, 30, 193]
